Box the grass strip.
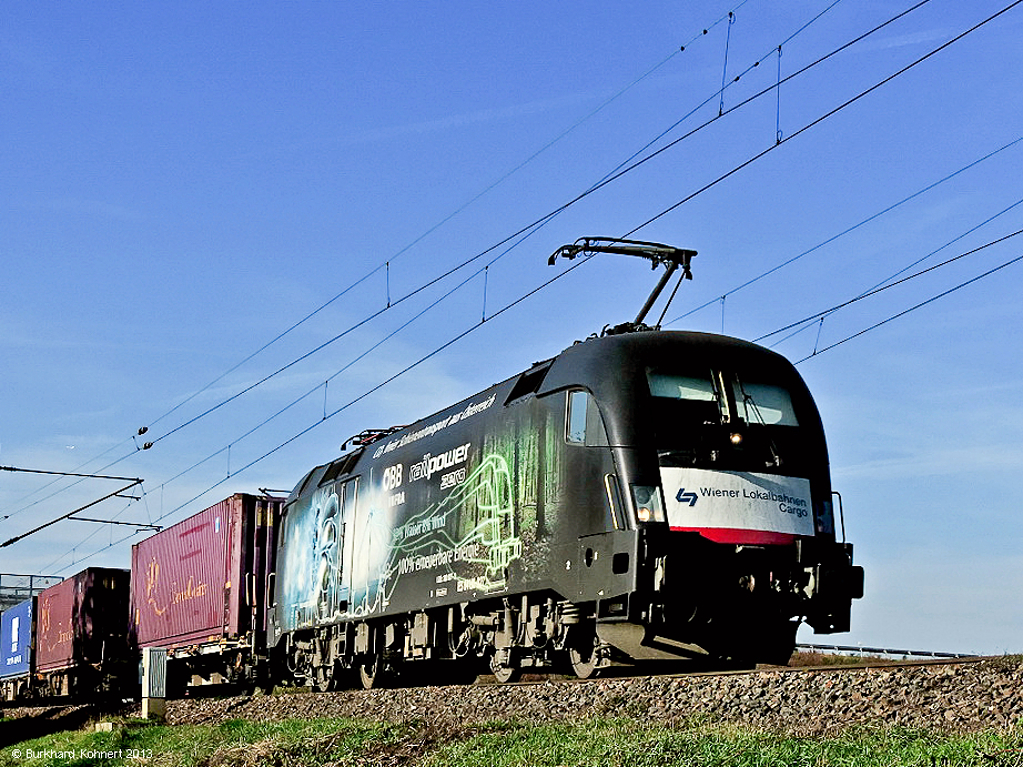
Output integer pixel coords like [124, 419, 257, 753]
[1, 715, 1020, 767]
[432, 718, 1023, 766]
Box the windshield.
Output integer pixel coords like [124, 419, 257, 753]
[645, 368, 807, 472]
[732, 381, 798, 426]
[647, 370, 798, 427]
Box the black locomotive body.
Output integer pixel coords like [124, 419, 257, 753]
[269, 330, 863, 687]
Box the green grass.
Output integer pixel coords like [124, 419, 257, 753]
[434, 719, 1023, 766]
[1, 716, 1020, 767]
[0, 717, 410, 767]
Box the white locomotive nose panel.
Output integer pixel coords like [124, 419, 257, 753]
[660, 467, 815, 544]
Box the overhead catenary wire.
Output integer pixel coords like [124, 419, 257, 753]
[547, 0, 855, 235]
[157, 262, 494, 492]
[794, 250, 1023, 364]
[563, 0, 936, 244]
[623, 0, 1023, 238]
[665, 134, 1023, 328]
[0, 466, 140, 483]
[153, 220, 565, 501]
[1, 478, 144, 549]
[754, 228, 1023, 344]
[758, 194, 1023, 349]
[37, 255, 598, 573]
[36, 494, 147, 574]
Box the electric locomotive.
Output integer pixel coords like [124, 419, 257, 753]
[268, 239, 863, 688]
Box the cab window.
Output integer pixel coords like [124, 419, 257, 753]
[648, 372, 716, 402]
[732, 381, 799, 426]
[566, 390, 609, 446]
[647, 370, 723, 424]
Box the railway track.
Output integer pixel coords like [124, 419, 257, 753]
[0, 650, 998, 706]
[4, 653, 1019, 742]
[153, 652, 1021, 737]
[473, 650, 992, 687]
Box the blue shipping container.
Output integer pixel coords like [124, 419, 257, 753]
[0, 597, 34, 679]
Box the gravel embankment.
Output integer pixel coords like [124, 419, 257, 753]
[163, 657, 1022, 736]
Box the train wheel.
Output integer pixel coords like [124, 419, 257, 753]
[568, 638, 602, 680]
[358, 656, 386, 690]
[564, 625, 601, 683]
[313, 664, 336, 693]
[489, 652, 521, 684]
[491, 664, 521, 684]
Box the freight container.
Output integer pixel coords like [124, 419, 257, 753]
[0, 597, 34, 701]
[35, 568, 130, 696]
[129, 493, 281, 688]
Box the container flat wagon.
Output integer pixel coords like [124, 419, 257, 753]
[130, 493, 282, 690]
[34, 568, 130, 697]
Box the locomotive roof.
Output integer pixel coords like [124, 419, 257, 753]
[536, 329, 797, 397]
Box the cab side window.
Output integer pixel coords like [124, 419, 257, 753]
[566, 390, 609, 446]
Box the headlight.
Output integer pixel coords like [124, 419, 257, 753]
[632, 485, 666, 523]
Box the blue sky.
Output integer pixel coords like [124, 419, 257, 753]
[2, 1, 1022, 656]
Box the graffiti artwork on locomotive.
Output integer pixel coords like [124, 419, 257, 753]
[0, 239, 863, 698]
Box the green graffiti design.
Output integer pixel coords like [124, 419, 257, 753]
[393, 452, 519, 588]
[346, 452, 521, 618]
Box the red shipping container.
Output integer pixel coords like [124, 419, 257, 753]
[130, 494, 281, 653]
[35, 568, 129, 674]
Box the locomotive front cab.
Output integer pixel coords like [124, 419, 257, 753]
[632, 341, 863, 663]
[547, 331, 863, 666]
[647, 366, 830, 541]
